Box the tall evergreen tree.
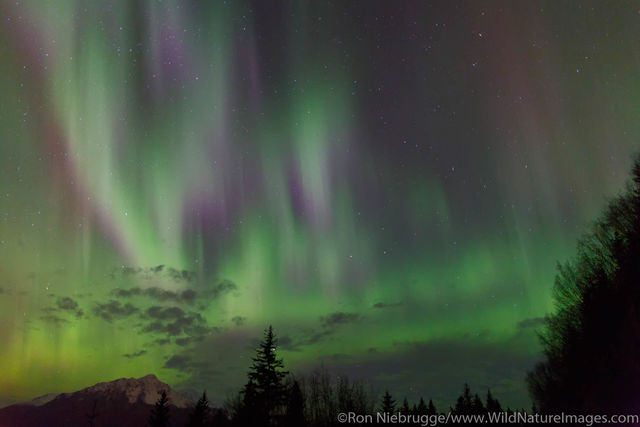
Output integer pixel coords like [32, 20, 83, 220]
[401, 397, 410, 414]
[528, 156, 640, 413]
[427, 399, 437, 415]
[381, 390, 396, 413]
[486, 389, 502, 413]
[471, 393, 485, 414]
[415, 397, 427, 415]
[454, 383, 472, 414]
[187, 391, 210, 427]
[148, 390, 170, 427]
[239, 325, 288, 426]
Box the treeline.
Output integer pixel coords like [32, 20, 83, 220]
[147, 326, 529, 427]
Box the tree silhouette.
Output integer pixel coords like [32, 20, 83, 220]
[186, 391, 210, 427]
[381, 390, 396, 413]
[454, 383, 472, 414]
[401, 397, 410, 414]
[486, 389, 502, 413]
[471, 393, 485, 415]
[148, 390, 170, 427]
[238, 325, 288, 426]
[528, 155, 640, 414]
[427, 399, 436, 416]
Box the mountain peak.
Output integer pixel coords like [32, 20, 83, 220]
[71, 374, 191, 408]
[0, 374, 193, 427]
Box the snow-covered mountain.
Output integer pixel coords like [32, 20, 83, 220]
[58, 373, 191, 407]
[0, 374, 193, 427]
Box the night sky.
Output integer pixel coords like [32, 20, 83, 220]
[1, 0, 639, 409]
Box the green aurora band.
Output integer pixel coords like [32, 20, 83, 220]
[1, 0, 638, 408]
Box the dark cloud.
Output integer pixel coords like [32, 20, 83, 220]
[41, 298, 83, 322]
[517, 317, 547, 329]
[93, 301, 139, 322]
[141, 310, 215, 338]
[175, 337, 194, 346]
[231, 316, 246, 326]
[146, 306, 185, 320]
[112, 279, 235, 307]
[304, 330, 334, 345]
[282, 311, 363, 349]
[56, 296, 78, 311]
[167, 268, 196, 283]
[320, 312, 360, 328]
[121, 266, 142, 276]
[373, 302, 404, 309]
[206, 280, 237, 298]
[123, 350, 147, 359]
[164, 355, 192, 371]
[113, 287, 199, 304]
[277, 335, 299, 351]
[111, 265, 196, 283]
[40, 314, 68, 325]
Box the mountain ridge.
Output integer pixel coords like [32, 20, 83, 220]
[0, 374, 193, 427]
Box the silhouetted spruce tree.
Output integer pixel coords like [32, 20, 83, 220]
[381, 390, 396, 413]
[454, 383, 472, 414]
[284, 380, 306, 427]
[238, 326, 288, 426]
[471, 393, 485, 415]
[486, 389, 502, 413]
[427, 399, 436, 415]
[148, 390, 170, 427]
[187, 391, 210, 427]
[380, 390, 396, 413]
[528, 155, 640, 414]
[401, 397, 410, 414]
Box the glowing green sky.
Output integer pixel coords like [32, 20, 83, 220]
[1, 1, 638, 408]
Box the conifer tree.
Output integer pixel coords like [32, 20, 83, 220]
[187, 391, 210, 427]
[240, 325, 288, 425]
[148, 390, 170, 427]
[454, 383, 472, 414]
[427, 399, 437, 415]
[486, 389, 502, 413]
[381, 390, 396, 413]
[401, 397, 410, 414]
[471, 393, 485, 414]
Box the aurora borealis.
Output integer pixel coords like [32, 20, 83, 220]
[1, 0, 639, 409]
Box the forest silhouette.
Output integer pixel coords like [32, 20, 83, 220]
[147, 154, 640, 425]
